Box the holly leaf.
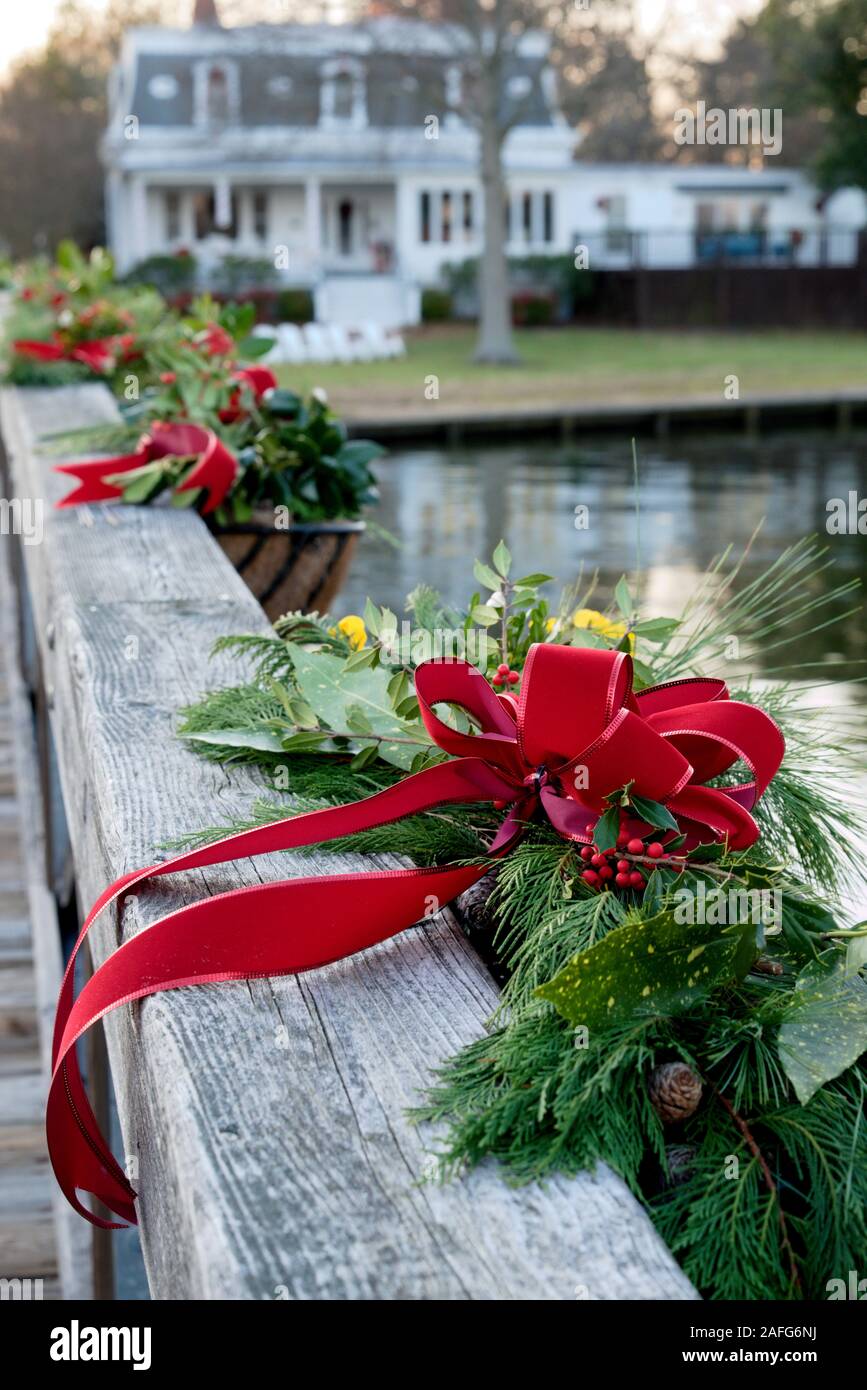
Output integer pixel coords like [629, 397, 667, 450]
[629, 794, 680, 832]
[535, 909, 758, 1030]
[593, 806, 620, 852]
[777, 956, 867, 1104]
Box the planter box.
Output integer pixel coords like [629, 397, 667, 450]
[210, 514, 364, 619]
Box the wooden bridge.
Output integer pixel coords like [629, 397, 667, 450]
[0, 381, 696, 1300]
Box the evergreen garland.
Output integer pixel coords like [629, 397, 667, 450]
[175, 533, 867, 1300]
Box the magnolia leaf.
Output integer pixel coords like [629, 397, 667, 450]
[777, 957, 867, 1104]
[513, 573, 553, 586]
[535, 910, 758, 1030]
[471, 604, 501, 627]
[181, 727, 285, 753]
[286, 643, 429, 770]
[630, 794, 680, 832]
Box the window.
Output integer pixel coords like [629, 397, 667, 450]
[194, 60, 238, 128]
[420, 191, 431, 244]
[252, 190, 268, 241]
[441, 191, 452, 244]
[165, 190, 181, 241]
[338, 199, 353, 256]
[543, 191, 554, 243]
[604, 194, 629, 253]
[206, 67, 230, 124]
[320, 58, 366, 128]
[522, 192, 533, 243]
[193, 190, 237, 241]
[333, 71, 354, 121]
[462, 190, 474, 240]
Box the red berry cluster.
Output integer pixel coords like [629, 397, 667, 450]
[579, 822, 676, 893]
[492, 662, 520, 688]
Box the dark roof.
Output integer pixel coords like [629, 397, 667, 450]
[128, 37, 554, 128]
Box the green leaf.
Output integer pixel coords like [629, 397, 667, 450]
[593, 806, 620, 852]
[473, 560, 501, 591]
[349, 743, 379, 771]
[492, 540, 511, 578]
[777, 957, 867, 1104]
[633, 617, 681, 641]
[181, 727, 285, 753]
[614, 575, 634, 620]
[363, 597, 381, 636]
[470, 604, 501, 627]
[513, 573, 553, 586]
[535, 909, 758, 1030]
[629, 794, 679, 832]
[286, 643, 430, 770]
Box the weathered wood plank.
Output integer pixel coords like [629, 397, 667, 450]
[1, 383, 697, 1300]
[0, 506, 87, 1297]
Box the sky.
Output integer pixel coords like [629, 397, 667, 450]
[0, 0, 765, 76]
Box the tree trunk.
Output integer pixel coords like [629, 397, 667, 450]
[474, 105, 520, 364]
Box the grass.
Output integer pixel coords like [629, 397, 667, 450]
[274, 323, 867, 420]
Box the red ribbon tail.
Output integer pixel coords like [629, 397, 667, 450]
[54, 450, 150, 508]
[48, 758, 521, 1227]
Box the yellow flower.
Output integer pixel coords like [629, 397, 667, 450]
[572, 608, 634, 652]
[332, 614, 367, 650]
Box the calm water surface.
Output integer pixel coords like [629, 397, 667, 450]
[341, 431, 867, 694]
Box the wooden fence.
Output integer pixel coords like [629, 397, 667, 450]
[0, 382, 697, 1300]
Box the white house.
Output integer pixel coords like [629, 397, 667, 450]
[102, 3, 867, 325]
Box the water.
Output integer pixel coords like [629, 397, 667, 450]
[341, 431, 867, 693]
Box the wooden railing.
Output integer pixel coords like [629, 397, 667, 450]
[0, 381, 697, 1300]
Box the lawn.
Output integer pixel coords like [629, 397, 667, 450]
[274, 324, 867, 420]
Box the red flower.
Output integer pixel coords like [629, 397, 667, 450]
[199, 324, 235, 357]
[159, 371, 177, 385]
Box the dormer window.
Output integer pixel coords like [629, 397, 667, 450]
[320, 57, 366, 129]
[206, 67, 229, 123]
[193, 59, 239, 128]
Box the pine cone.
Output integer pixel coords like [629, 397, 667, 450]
[648, 1061, 703, 1124]
[663, 1144, 696, 1187]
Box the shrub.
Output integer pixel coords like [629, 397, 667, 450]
[511, 291, 555, 326]
[277, 288, 315, 323]
[125, 252, 197, 293]
[421, 288, 453, 322]
[211, 255, 280, 296]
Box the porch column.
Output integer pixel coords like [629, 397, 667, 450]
[130, 177, 149, 264]
[213, 177, 233, 230]
[305, 177, 322, 274]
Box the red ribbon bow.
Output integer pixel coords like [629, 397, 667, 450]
[55, 420, 238, 514]
[47, 645, 783, 1227]
[13, 335, 129, 374]
[53, 366, 276, 512]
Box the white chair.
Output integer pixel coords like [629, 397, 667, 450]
[301, 322, 334, 364]
[276, 322, 308, 365]
[322, 323, 357, 364]
[359, 322, 406, 361]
